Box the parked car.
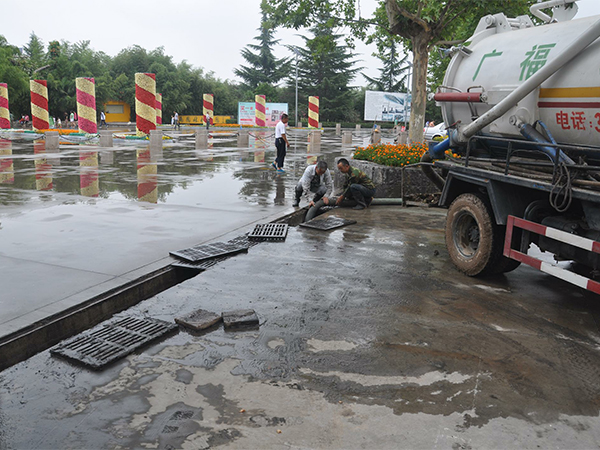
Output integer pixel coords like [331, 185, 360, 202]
[423, 123, 447, 140]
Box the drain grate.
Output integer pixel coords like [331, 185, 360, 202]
[50, 317, 177, 370]
[300, 216, 357, 231]
[248, 223, 288, 241]
[170, 241, 249, 263]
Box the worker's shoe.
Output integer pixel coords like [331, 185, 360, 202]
[352, 202, 366, 210]
[271, 162, 277, 169]
[366, 197, 373, 208]
[292, 200, 300, 207]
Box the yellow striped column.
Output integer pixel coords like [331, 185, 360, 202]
[156, 93, 162, 125]
[308, 96, 319, 128]
[135, 73, 156, 137]
[255, 95, 266, 127]
[76, 77, 97, 134]
[30, 80, 49, 131]
[203, 94, 214, 122]
[0, 83, 10, 129]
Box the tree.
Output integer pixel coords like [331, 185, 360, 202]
[363, 35, 409, 92]
[265, 0, 531, 142]
[23, 32, 49, 76]
[235, 1, 290, 88]
[0, 35, 29, 117]
[292, 18, 361, 122]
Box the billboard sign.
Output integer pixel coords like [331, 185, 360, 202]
[364, 90, 410, 122]
[238, 102, 289, 126]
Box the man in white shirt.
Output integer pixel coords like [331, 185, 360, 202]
[272, 113, 289, 172]
[293, 160, 333, 207]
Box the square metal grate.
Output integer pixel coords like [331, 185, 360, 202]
[170, 241, 249, 263]
[300, 216, 357, 231]
[248, 223, 288, 241]
[50, 317, 178, 370]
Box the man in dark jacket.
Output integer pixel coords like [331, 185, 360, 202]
[335, 158, 376, 210]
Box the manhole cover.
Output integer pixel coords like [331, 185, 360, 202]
[50, 317, 177, 370]
[248, 223, 288, 241]
[171, 261, 207, 271]
[300, 216, 357, 231]
[170, 242, 249, 263]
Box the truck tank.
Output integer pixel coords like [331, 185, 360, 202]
[438, 12, 600, 148]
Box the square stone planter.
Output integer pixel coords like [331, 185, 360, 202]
[333, 157, 441, 199]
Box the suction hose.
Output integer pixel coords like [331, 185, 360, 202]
[420, 139, 448, 191]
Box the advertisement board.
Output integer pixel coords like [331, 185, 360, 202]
[364, 90, 411, 122]
[238, 102, 289, 126]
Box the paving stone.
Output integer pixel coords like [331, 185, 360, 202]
[175, 309, 222, 331]
[222, 309, 259, 329]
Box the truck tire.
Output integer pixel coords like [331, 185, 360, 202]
[445, 193, 519, 276]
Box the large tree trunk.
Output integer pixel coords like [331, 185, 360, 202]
[408, 32, 430, 144]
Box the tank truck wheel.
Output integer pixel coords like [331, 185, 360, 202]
[486, 221, 522, 275]
[446, 193, 497, 276]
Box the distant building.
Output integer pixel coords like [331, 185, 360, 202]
[103, 101, 131, 123]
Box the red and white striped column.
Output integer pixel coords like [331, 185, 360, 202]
[79, 150, 99, 197]
[0, 83, 10, 129]
[0, 139, 14, 184]
[30, 80, 49, 131]
[155, 93, 162, 125]
[76, 77, 97, 134]
[308, 96, 319, 128]
[255, 95, 266, 127]
[203, 93, 214, 123]
[135, 73, 156, 136]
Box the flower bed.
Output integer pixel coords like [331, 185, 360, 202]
[354, 142, 429, 167]
[354, 142, 459, 167]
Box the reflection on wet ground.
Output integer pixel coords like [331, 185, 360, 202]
[0, 128, 369, 336]
[0, 129, 361, 208]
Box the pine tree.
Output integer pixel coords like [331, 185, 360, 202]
[293, 21, 361, 122]
[363, 38, 410, 93]
[235, 2, 290, 88]
[23, 32, 49, 76]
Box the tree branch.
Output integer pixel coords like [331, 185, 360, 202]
[385, 0, 431, 37]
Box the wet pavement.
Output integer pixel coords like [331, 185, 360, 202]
[1, 204, 600, 449]
[0, 127, 361, 338]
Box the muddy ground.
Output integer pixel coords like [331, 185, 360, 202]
[1, 205, 600, 449]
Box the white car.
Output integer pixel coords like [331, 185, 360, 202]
[423, 123, 447, 140]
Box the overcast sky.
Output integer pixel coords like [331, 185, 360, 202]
[3, 0, 600, 85]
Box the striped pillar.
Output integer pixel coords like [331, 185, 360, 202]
[76, 77, 97, 134]
[79, 150, 99, 197]
[255, 95, 266, 127]
[308, 96, 319, 128]
[30, 80, 49, 131]
[0, 83, 10, 129]
[135, 73, 156, 136]
[137, 148, 158, 203]
[34, 140, 52, 191]
[155, 93, 162, 125]
[203, 94, 214, 120]
[0, 139, 14, 184]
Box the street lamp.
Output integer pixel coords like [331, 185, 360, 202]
[404, 62, 413, 129]
[292, 47, 300, 127]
